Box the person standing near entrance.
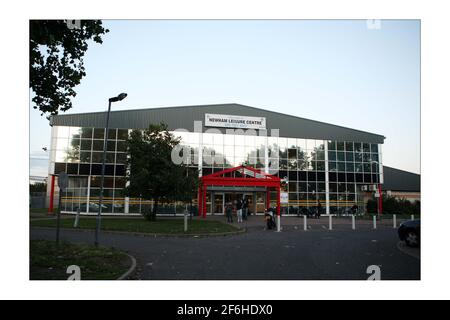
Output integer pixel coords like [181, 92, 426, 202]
[242, 196, 249, 221]
[351, 203, 358, 216]
[316, 200, 322, 219]
[225, 202, 233, 223]
[236, 197, 243, 223]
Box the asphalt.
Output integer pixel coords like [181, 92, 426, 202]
[30, 223, 420, 280]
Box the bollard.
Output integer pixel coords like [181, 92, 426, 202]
[393, 214, 397, 228]
[373, 215, 377, 229]
[74, 208, 80, 228]
[329, 215, 332, 230]
[352, 215, 356, 230]
[277, 215, 281, 232]
[303, 215, 307, 231]
[411, 215, 414, 221]
[184, 210, 188, 232]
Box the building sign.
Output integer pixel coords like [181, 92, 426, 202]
[280, 192, 289, 204]
[205, 113, 266, 130]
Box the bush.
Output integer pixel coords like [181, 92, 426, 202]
[366, 199, 377, 214]
[142, 206, 156, 221]
[367, 195, 421, 216]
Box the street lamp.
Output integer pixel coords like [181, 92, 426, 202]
[95, 93, 127, 246]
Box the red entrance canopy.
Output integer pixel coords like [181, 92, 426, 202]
[198, 165, 281, 218]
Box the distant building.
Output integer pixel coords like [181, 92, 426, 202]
[381, 166, 420, 202]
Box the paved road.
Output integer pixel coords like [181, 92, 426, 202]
[30, 226, 420, 280]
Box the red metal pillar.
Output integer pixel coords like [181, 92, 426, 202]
[378, 183, 383, 215]
[202, 185, 207, 218]
[276, 185, 281, 216]
[197, 185, 202, 217]
[48, 175, 55, 214]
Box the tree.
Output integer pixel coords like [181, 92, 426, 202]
[125, 123, 199, 220]
[366, 199, 377, 214]
[30, 182, 47, 193]
[30, 20, 109, 116]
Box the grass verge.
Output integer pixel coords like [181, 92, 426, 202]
[30, 240, 130, 280]
[30, 208, 58, 218]
[30, 217, 240, 235]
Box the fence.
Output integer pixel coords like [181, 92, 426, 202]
[30, 192, 47, 209]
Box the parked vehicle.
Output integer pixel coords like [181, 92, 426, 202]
[77, 203, 108, 213]
[398, 219, 421, 247]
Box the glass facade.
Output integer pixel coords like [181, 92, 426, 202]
[49, 125, 383, 215]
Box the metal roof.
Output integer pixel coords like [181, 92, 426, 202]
[382, 166, 420, 192]
[50, 103, 385, 143]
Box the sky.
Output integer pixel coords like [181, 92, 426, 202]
[30, 19, 420, 177]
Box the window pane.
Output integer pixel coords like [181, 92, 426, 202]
[345, 142, 354, 151]
[116, 153, 127, 164]
[92, 152, 102, 163]
[345, 152, 354, 162]
[55, 138, 68, 150]
[327, 141, 336, 150]
[81, 128, 93, 139]
[346, 162, 355, 172]
[329, 161, 337, 172]
[108, 129, 117, 140]
[80, 151, 91, 163]
[355, 163, 363, 173]
[370, 144, 378, 153]
[106, 152, 115, 163]
[67, 163, 78, 175]
[93, 128, 105, 139]
[93, 140, 104, 151]
[363, 143, 370, 153]
[107, 141, 116, 152]
[116, 141, 127, 152]
[316, 150, 325, 161]
[80, 139, 92, 151]
[328, 151, 336, 161]
[117, 129, 129, 140]
[54, 162, 66, 174]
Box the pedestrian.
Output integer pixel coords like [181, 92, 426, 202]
[242, 197, 249, 221]
[316, 201, 322, 219]
[225, 202, 233, 223]
[351, 203, 358, 216]
[236, 197, 243, 223]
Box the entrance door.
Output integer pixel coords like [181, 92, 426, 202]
[214, 193, 224, 215]
[243, 193, 254, 216]
[255, 192, 266, 214]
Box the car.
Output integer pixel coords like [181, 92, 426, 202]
[77, 202, 108, 213]
[398, 219, 421, 247]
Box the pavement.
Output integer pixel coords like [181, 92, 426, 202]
[30, 216, 420, 280]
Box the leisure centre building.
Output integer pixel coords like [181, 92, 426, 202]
[46, 103, 386, 216]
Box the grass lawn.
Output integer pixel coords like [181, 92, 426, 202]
[30, 216, 240, 235]
[30, 240, 130, 280]
[30, 208, 57, 218]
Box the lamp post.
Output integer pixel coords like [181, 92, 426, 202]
[95, 93, 127, 246]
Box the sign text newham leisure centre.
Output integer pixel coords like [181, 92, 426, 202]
[205, 113, 266, 130]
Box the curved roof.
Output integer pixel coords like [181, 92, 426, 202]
[50, 103, 385, 143]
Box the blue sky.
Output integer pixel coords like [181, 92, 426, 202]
[30, 19, 420, 176]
